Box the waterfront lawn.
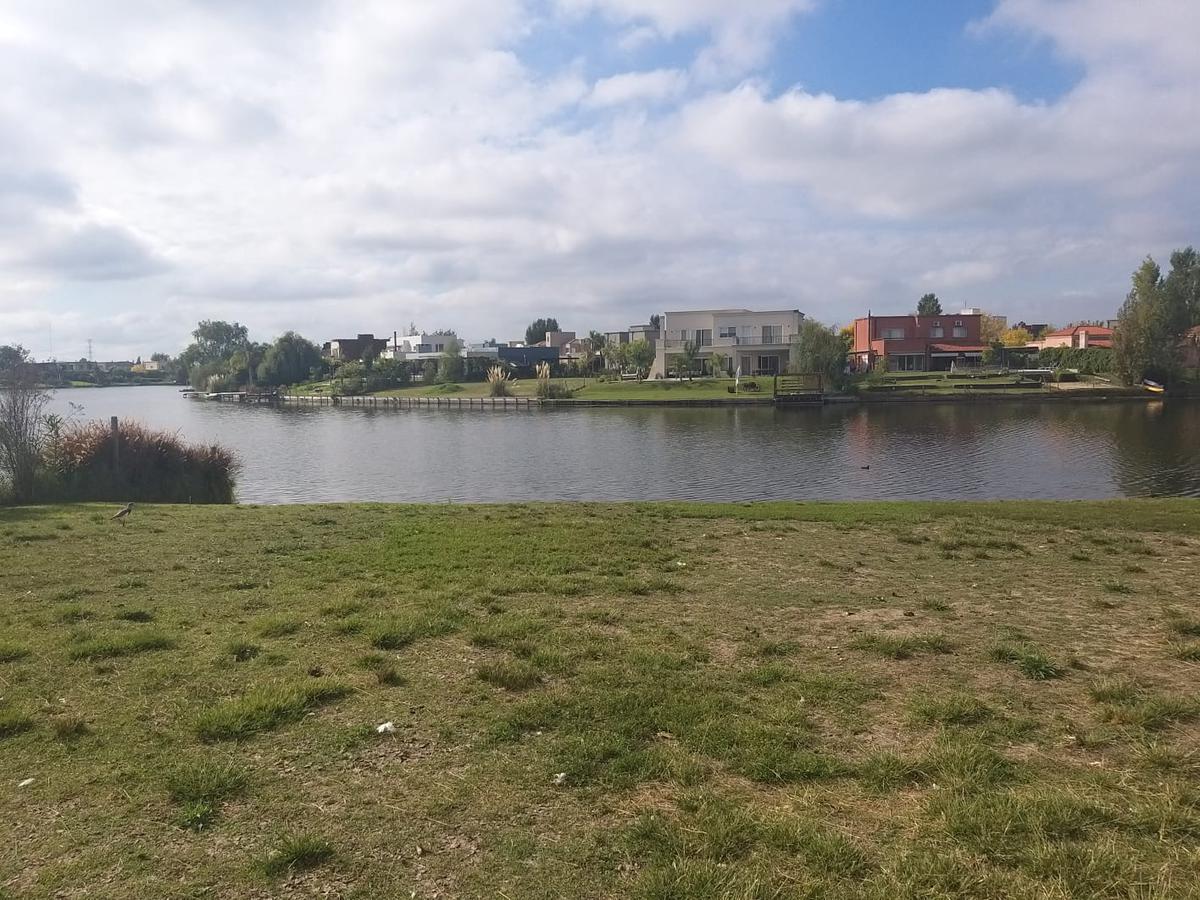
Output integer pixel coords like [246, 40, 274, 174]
[2, 501, 1200, 897]
[299, 376, 762, 401]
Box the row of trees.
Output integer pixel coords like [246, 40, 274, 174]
[179, 321, 326, 392]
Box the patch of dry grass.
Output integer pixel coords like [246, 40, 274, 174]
[0, 501, 1198, 897]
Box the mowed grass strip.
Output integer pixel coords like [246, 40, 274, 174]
[2, 500, 1200, 897]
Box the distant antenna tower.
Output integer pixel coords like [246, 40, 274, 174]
[87, 338, 94, 362]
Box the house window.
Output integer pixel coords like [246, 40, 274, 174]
[757, 355, 780, 374]
[696, 329, 712, 347]
[762, 325, 782, 344]
[889, 354, 925, 371]
[954, 320, 963, 326]
[718, 326, 737, 338]
[952, 327, 967, 338]
[679, 329, 690, 343]
[930, 327, 944, 338]
[881, 327, 905, 339]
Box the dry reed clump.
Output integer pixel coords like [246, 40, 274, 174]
[486, 366, 513, 397]
[534, 361, 574, 399]
[45, 419, 239, 503]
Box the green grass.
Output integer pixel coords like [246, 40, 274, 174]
[477, 658, 541, 691]
[0, 707, 35, 739]
[337, 376, 774, 403]
[908, 691, 994, 726]
[2, 500, 1200, 896]
[990, 641, 1067, 680]
[0, 642, 30, 662]
[851, 632, 952, 659]
[66, 630, 177, 660]
[260, 833, 335, 877]
[194, 681, 352, 741]
[165, 758, 249, 830]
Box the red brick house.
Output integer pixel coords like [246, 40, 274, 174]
[851, 313, 985, 372]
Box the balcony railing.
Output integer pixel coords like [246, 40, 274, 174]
[661, 334, 792, 349]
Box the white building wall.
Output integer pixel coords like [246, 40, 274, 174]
[652, 309, 804, 377]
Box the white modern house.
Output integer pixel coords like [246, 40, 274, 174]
[651, 309, 805, 378]
[378, 331, 459, 361]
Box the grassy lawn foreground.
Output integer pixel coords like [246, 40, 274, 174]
[2, 501, 1200, 898]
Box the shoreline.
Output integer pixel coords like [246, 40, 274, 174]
[253, 389, 1183, 408]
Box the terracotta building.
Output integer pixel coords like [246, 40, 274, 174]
[851, 312, 985, 372]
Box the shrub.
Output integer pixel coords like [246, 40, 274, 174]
[536, 380, 574, 399]
[43, 420, 238, 503]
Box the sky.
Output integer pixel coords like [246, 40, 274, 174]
[1, 0, 1197, 360]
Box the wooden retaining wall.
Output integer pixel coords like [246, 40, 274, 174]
[278, 395, 540, 409]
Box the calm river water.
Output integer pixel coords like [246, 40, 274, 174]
[47, 386, 1200, 504]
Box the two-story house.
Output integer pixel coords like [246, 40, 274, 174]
[651, 309, 804, 378]
[851, 313, 984, 372]
[322, 333, 390, 361]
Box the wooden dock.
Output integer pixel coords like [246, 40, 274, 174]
[772, 374, 826, 405]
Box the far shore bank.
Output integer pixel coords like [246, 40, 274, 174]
[231, 387, 1185, 409]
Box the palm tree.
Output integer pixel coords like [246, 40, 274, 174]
[587, 331, 607, 373]
[678, 340, 700, 380]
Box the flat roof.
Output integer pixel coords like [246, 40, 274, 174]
[664, 308, 802, 315]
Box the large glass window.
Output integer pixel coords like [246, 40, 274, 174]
[952, 326, 968, 338]
[882, 327, 905, 339]
[757, 355, 780, 374]
[718, 326, 737, 338]
[696, 329, 712, 346]
[762, 325, 782, 344]
[930, 327, 944, 338]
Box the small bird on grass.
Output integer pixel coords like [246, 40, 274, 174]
[111, 503, 134, 526]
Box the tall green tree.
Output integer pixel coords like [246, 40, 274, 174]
[1114, 256, 1191, 384]
[587, 330, 607, 372]
[438, 335, 464, 384]
[1165, 246, 1200, 327]
[789, 320, 848, 388]
[916, 293, 942, 316]
[183, 320, 249, 365]
[257, 332, 324, 386]
[524, 318, 560, 345]
[628, 339, 655, 378]
[602, 340, 627, 373]
[676, 340, 700, 380]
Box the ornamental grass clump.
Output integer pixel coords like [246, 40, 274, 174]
[534, 361, 574, 399]
[43, 419, 238, 503]
[486, 365, 513, 397]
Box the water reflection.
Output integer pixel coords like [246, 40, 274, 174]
[47, 388, 1200, 504]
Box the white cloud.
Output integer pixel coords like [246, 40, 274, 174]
[586, 68, 687, 107]
[0, 0, 1195, 360]
[555, 0, 816, 77]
